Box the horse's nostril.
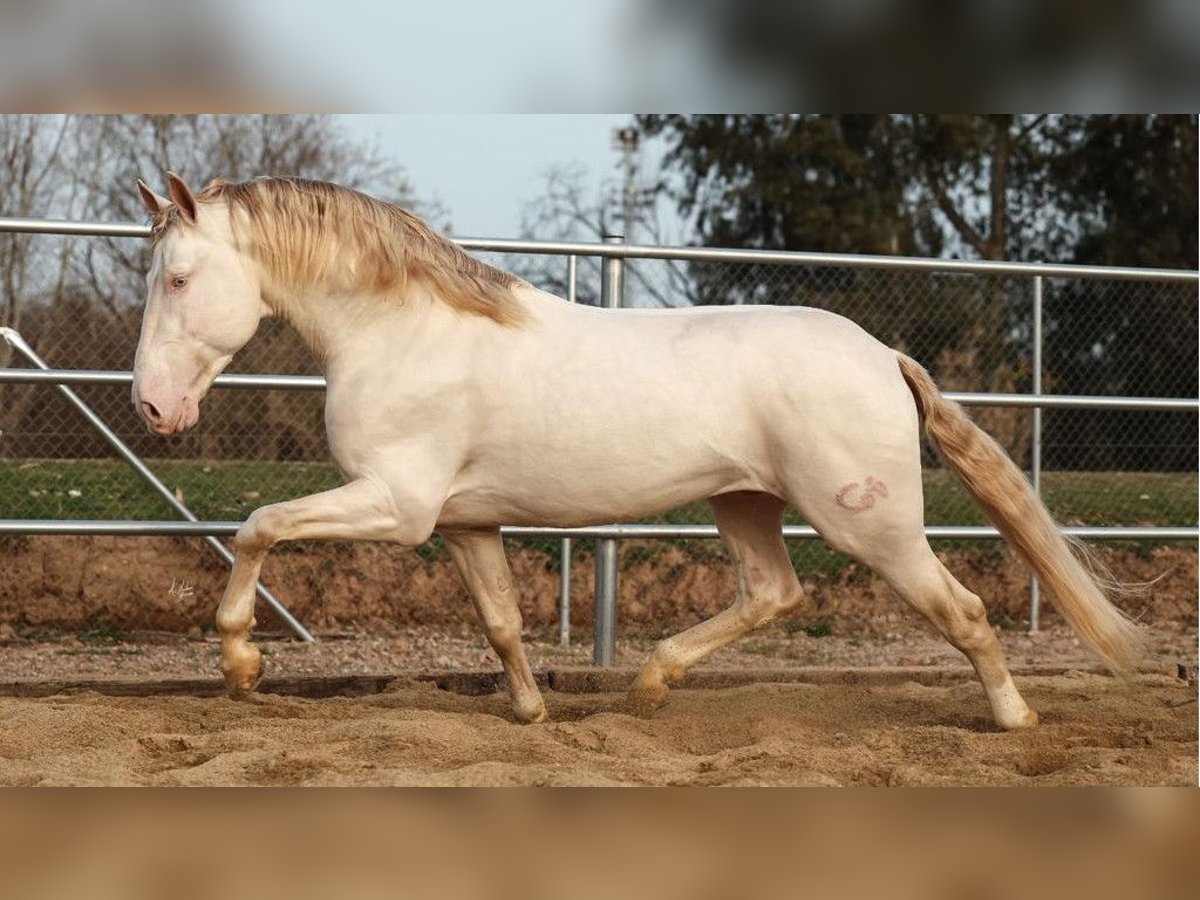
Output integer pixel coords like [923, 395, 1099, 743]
[141, 400, 162, 424]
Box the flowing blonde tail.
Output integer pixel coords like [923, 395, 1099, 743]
[897, 354, 1145, 674]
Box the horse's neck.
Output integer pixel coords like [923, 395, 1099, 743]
[271, 288, 411, 369]
[270, 285, 481, 378]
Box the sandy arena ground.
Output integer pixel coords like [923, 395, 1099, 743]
[1, 538, 1195, 786]
[0, 671, 1193, 786]
[0, 625, 1194, 786]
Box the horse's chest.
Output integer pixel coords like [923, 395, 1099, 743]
[322, 390, 403, 473]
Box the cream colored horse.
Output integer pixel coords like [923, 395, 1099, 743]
[132, 173, 1143, 730]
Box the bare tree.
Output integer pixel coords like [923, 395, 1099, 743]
[514, 162, 697, 308]
[0, 115, 89, 439]
[2, 114, 438, 463]
[0, 116, 76, 357]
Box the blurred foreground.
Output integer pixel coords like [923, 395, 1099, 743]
[0, 690, 1196, 900]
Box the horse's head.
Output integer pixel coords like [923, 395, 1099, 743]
[132, 173, 267, 435]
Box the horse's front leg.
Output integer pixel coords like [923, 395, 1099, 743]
[442, 529, 546, 724]
[217, 477, 417, 696]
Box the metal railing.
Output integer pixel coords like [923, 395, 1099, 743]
[1, 214, 1197, 663]
[0, 327, 314, 642]
[2, 214, 1196, 282]
[2, 366, 1195, 410]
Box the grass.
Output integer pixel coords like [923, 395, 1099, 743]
[0, 458, 341, 520]
[1, 459, 1195, 578]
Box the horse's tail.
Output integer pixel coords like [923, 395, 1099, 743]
[896, 353, 1144, 674]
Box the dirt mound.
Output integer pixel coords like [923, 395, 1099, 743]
[0, 536, 1194, 637]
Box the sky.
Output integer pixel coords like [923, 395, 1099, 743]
[338, 114, 646, 239]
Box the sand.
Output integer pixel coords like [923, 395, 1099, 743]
[1, 536, 1194, 786]
[0, 670, 1193, 786]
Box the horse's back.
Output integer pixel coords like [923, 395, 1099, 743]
[550, 300, 910, 423]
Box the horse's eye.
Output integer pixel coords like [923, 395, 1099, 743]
[172, 274, 189, 290]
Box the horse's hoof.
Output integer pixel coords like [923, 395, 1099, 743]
[516, 703, 548, 725]
[999, 708, 1039, 731]
[512, 693, 548, 724]
[627, 677, 668, 718]
[224, 659, 264, 699]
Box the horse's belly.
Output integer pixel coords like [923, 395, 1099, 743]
[436, 348, 790, 528]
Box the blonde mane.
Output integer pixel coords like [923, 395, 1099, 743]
[151, 176, 528, 327]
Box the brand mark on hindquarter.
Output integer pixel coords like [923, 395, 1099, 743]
[834, 476, 889, 513]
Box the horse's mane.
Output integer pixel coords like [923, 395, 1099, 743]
[151, 176, 528, 327]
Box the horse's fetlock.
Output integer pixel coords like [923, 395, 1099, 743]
[216, 609, 249, 637]
[651, 640, 686, 681]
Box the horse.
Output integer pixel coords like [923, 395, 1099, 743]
[130, 172, 1143, 730]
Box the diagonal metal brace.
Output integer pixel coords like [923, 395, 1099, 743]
[0, 327, 315, 642]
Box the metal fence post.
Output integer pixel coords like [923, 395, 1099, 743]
[1030, 274, 1044, 632]
[559, 254, 578, 647]
[593, 236, 625, 666]
[593, 539, 618, 664]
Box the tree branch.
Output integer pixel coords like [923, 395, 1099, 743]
[1013, 114, 1047, 145]
[924, 166, 989, 257]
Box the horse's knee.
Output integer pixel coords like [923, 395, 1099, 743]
[234, 505, 280, 554]
[818, 529, 861, 560]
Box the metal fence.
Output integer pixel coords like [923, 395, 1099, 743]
[1, 215, 1197, 659]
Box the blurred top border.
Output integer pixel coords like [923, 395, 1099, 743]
[0, 0, 1196, 112]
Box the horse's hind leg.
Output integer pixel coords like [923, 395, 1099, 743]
[871, 541, 1038, 730]
[802, 467, 1036, 729]
[629, 491, 803, 715]
[753, 350, 1040, 730]
[443, 529, 547, 724]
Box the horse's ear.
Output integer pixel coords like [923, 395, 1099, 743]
[165, 171, 198, 224]
[137, 178, 171, 217]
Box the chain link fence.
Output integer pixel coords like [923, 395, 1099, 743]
[463, 248, 1200, 535]
[1, 251, 1196, 526]
[0, 238, 1196, 638]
